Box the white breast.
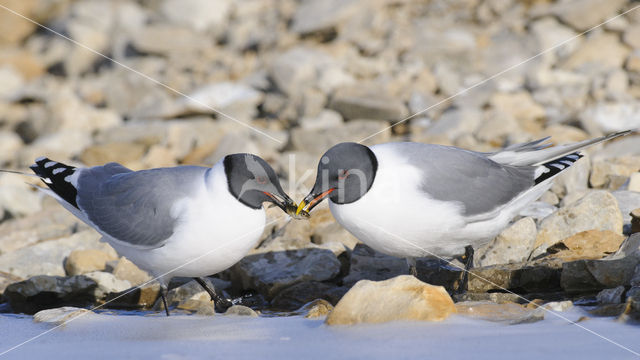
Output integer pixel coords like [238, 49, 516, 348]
[111, 162, 265, 280]
[329, 144, 495, 258]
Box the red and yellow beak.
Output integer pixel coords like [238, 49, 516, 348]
[295, 188, 335, 215]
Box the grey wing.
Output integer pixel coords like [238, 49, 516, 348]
[76, 165, 209, 249]
[395, 143, 536, 218]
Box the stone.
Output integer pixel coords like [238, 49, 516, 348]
[623, 24, 640, 49]
[489, 92, 546, 129]
[290, 120, 391, 157]
[4, 275, 98, 314]
[533, 191, 623, 257]
[562, 33, 629, 71]
[178, 300, 215, 315]
[544, 300, 574, 312]
[270, 281, 339, 311]
[583, 103, 640, 135]
[291, 0, 363, 35]
[33, 307, 94, 326]
[296, 299, 334, 319]
[111, 257, 152, 287]
[103, 283, 160, 310]
[80, 142, 147, 167]
[618, 295, 640, 324]
[325, 275, 456, 325]
[130, 24, 209, 55]
[550, 153, 591, 198]
[0, 208, 80, 254]
[551, 0, 627, 31]
[475, 217, 537, 267]
[329, 86, 408, 122]
[632, 264, 640, 287]
[174, 82, 263, 121]
[452, 292, 522, 304]
[590, 156, 640, 189]
[160, 0, 231, 33]
[308, 208, 359, 250]
[0, 173, 42, 217]
[544, 230, 626, 262]
[17, 130, 93, 167]
[455, 301, 544, 324]
[467, 260, 563, 293]
[628, 173, 640, 192]
[224, 305, 258, 317]
[230, 248, 341, 299]
[342, 244, 408, 286]
[83, 271, 132, 299]
[64, 249, 117, 276]
[269, 47, 325, 97]
[0, 130, 22, 165]
[426, 108, 482, 141]
[597, 286, 625, 304]
[0, 230, 116, 279]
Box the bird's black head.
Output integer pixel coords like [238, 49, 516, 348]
[224, 153, 295, 212]
[297, 142, 378, 215]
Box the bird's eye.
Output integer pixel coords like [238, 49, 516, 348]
[256, 176, 267, 184]
[338, 170, 349, 180]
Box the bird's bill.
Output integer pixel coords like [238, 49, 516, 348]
[262, 191, 295, 212]
[296, 188, 335, 215]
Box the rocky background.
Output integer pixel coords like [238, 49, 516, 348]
[0, 0, 640, 323]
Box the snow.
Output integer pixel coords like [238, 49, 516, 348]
[0, 309, 639, 360]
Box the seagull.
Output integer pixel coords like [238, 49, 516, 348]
[296, 131, 631, 283]
[26, 153, 296, 315]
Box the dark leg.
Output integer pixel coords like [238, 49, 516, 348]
[406, 258, 417, 277]
[456, 245, 475, 294]
[194, 277, 233, 312]
[160, 284, 170, 317]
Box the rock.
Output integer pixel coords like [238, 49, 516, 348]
[64, 249, 118, 276]
[623, 24, 640, 49]
[455, 301, 544, 324]
[177, 299, 215, 315]
[0, 173, 41, 217]
[583, 102, 640, 136]
[597, 286, 625, 304]
[329, 86, 408, 122]
[561, 33, 629, 71]
[590, 156, 640, 189]
[475, 217, 537, 267]
[104, 283, 160, 310]
[299, 109, 343, 130]
[80, 142, 147, 167]
[270, 281, 339, 311]
[467, 260, 563, 293]
[488, 92, 546, 130]
[426, 108, 482, 141]
[561, 234, 640, 292]
[0, 130, 23, 165]
[543, 300, 573, 312]
[632, 264, 640, 287]
[111, 257, 152, 287]
[533, 191, 623, 257]
[618, 295, 640, 324]
[342, 244, 408, 285]
[0, 230, 116, 279]
[325, 275, 456, 325]
[296, 299, 334, 319]
[173, 82, 263, 121]
[83, 271, 132, 299]
[130, 24, 209, 55]
[33, 307, 94, 325]
[308, 208, 359, 250]
[551, 0, 627, 31]
[17, 130, 93, 167]
[291, 0, 363, 35]
[550, 153, 591, 198]
[628, 173, 640, 192]
[4, 275, 98, 314]
[290, 120, 391, 157]
[160, 0, 231, 33]
[230, 248, 341, 298]
[269, 47, 326, 97]
[224, 305, 258, 317]
[544, 230, 626, 261]
[0, 208, 81, 254]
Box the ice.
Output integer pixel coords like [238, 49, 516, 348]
[0, 309, 638, 359]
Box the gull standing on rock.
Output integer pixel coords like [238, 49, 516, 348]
[26, 154, 297, 315]
[296, 131, 631, 284]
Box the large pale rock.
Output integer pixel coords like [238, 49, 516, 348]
[111, 257, 152, 287]
[0, 208, 80, 254]
[545, 230, 625, 261]
[533, 191, 623, 257]
[231, 248, 341, 298]
[475, 217, 537, 267]
[83, 271, 132, 299]
[0, 173, 41, 217]
[551, 0, 627, 31]
[325, 275, 456, 325]
[160, 0, 231, 33]
[0, 231, 116, 279]
[64, 249, 118, 276]
[561, 33, 629, 71]
[329, 86, 408, 121]
[590, 156, 640, 189]
[4, 275, 98, 314]
[33, 307, 94, 325]
[291, 0, 364, 35]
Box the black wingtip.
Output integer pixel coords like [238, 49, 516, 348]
[534, 152, 584, 185]
[30, 157, 79, 208]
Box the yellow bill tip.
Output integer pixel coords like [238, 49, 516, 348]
[295, 200, 307, 215]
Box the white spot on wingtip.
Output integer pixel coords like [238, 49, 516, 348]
[44, 161, 57, 168]
[52, 167, 65, 175]
[35, 156, 46, 162]
[64, 175, 73, 183]
[43, 178, 52, 184]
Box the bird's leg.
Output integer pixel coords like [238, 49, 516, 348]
[456, 245, 475, 294]
[406, 257, 418, 277]
[194, 277, 233, 312]
[160, 284, 170, 317]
